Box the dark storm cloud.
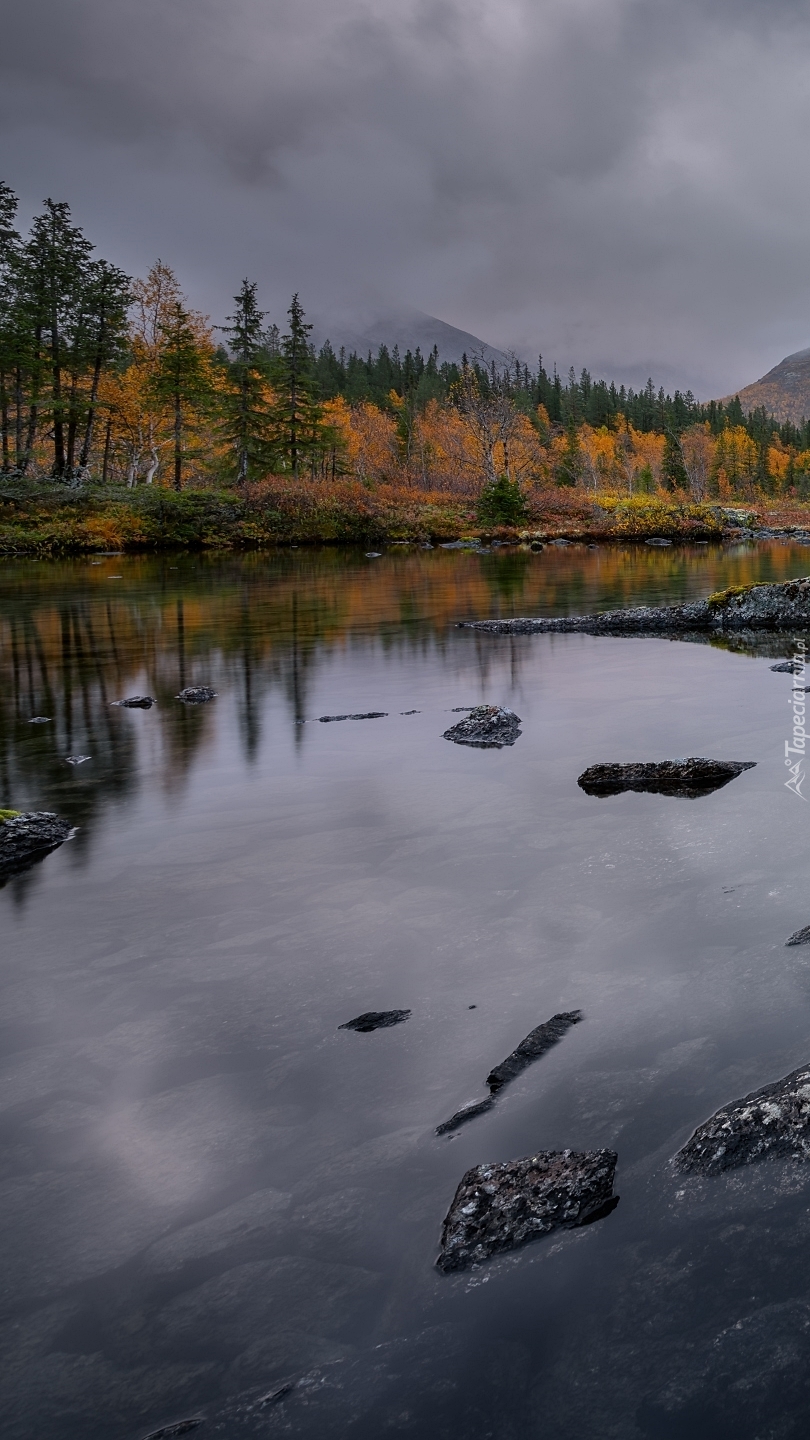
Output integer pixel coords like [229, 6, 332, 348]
[2, 0, 810, 394]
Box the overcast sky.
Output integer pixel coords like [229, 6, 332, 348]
[2, 0, 810, 396]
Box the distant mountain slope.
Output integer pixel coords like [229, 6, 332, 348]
[723, 348, 810, 425]
[309, 307, 509, 368]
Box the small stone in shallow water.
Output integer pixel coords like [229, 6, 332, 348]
[141, 1421, 205, 1439]
[65, 755, 91, 765]
[339, 1010, 411, 1032]
[365, 551, 382, 558]
[317, 712, 387, 722]
[400, 709, 420, 715]
[486, 1010, 583, 1094]
[786, 925, 810, 946]
[436, 1148, 619, 1272]
[771, 661, 804, 673]
[436, 1097, 495, 1135]
[645, 537, 672, 546]
[578, 759, 755, 799]
[110, 695, 155, 708]
[443, 705, 522, 748]
[676, 1064, 810, 1175]
[176, 687, 217, 703]
[28, 716, 51, 723]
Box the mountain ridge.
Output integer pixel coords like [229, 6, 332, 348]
[721, 347, 810, 425]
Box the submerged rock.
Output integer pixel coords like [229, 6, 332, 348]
[436, 1148, 619, 1272]
[645, 537, 672, 546]
[28, 716, 51, 723]
[339, 1010, 411, 1033]
[578, 759, 755, 799]
[487, 1011, 583, 1094]
[110, 695, 156, 708]
[65, 755, 91, 765]
[0, 812, 72, 877]
[676, 1064, 810, 1175]
[770, 661, 804, 673]
[318, 712, 387, 722]
[435, 1097, 495, 1135]
[443, 705, 522, 748]
[458, 576, 810, 634]
[141, 1422, 205, 1440]
[176, 686, 217, 703]
[786, 925, 810, 947]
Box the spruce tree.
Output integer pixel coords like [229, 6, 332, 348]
[268, 294, 324, 476]
[0, 182, 21, 473]
[662, 431, 688, 492]
[219, 279, 271, 484]
[150, 301, 211, 489]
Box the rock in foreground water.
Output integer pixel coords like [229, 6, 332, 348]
[111, 695, 156, 708]
[676, 1064, 810, 1175]
[0, 812, 72, 876]
[458, 577, 810, 634]
[436, 1148, 619, 1272]
[578, 759, 755, 798]
[339, 1010, 411, 1032]
[443, 705, 522, 748]
[435, 1097, 495, 1135]
[487, 1011, 584, 1094]
[176, 687, 217, 703]
[786, 925, 810, 946]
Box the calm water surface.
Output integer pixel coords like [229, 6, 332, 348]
[4, 540, 810, 1439]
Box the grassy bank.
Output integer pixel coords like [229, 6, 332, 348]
[0, 479, 803, 556]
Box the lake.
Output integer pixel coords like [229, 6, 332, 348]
[4, 538, 810, 1440]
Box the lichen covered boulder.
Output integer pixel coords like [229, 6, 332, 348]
[459, 576, 810, 634]
[443, 705, 522, 748]
[0, 812, 73, 877]
[436, 1148, 618, 1272]
[677, 1065, 810, 1175]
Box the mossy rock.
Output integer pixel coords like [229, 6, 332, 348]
[0, 809, 21, 822]
[707, 584, 755, 608]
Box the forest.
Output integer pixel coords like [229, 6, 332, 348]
[3, 182, 810, 522]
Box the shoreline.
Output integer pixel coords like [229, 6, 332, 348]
[1, 482, 809, 556]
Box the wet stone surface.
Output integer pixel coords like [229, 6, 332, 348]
[338, 1010, 411, 1032]
[436, 1149, 619, 1272]
[578, 758, 756, 798]
[110, 695, 156, 708]
[486, 1011, 583, 1094]
[176, 687, 217, 704]
[442, 705, 522, 748]
[786, 925, 810, 946]
[0, 812, 72, 877]
[677, 1064, 810, 1174]
[435, 1097, 495, 1135]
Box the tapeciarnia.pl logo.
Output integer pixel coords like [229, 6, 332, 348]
[786, 639, 807, 799]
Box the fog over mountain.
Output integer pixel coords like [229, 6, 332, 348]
[3, 0, 810, 397]
[310, 308, 508, 368]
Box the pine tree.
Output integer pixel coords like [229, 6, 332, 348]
[662, 431, 688, 492]
[219, 279, 271, 484]
[150, 301, 212, 489]
[268, 294, 324, 476]
[22, 200, 93, 478]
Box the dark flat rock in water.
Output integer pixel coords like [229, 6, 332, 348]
[436, 1148, 619, 1272]
[141, 1422, 205, 1440]
[111, 695, 156, 708]
[771, 661, 805, 673]
[176, 687, 217, 703]
[443, 705, 521, 748]
[457, 576, 810, 634]
[578, 758, 755, 798]
[0, 812, 73, 877]
[786, 925, 810, 946]
[318, 712, 387, 722]
[339, 1009, 411, 1032]
[486, 1010, 583, 1094]
[677, 1064, 810, 1175]
[435, 1097, 495, 1135]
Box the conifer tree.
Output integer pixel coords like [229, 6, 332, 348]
[0, 182, 21, 473]
[268, 294, 324, 475]
[219, 279, 271, 484]
[662, 430, 688, 491]
[150, 301, 212, 489]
